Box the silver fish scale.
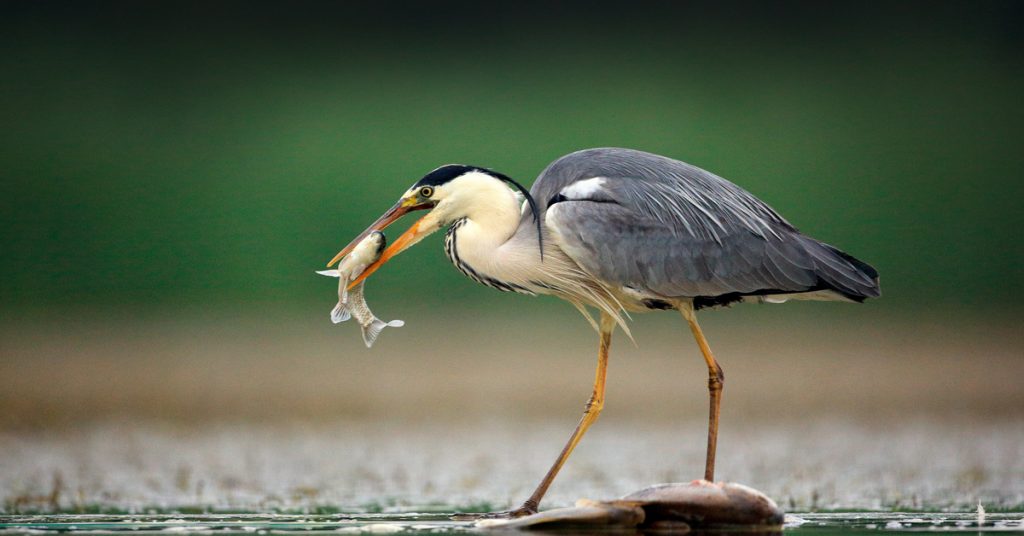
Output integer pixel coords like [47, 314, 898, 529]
[345, 282, 376, 329]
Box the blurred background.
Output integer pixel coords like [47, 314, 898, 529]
[1, 0, 1022, 513]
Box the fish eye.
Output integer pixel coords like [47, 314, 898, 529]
[419, 186, 434, 198]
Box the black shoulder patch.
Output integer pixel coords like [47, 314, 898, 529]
[548, 193, 568, 207]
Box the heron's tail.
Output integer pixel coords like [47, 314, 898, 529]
[362, 318, 405, 348]
[801, 237, 881, 302]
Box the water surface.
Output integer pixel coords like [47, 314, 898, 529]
[2, 512, 1023, 535]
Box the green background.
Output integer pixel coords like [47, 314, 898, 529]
[2, 1, 1022, 316]
[2, 3, 1022, 515]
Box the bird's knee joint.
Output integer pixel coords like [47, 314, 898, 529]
[585, 396, 604, 414]
[707, 362, 724, 390]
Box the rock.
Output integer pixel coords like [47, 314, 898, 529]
[477, 481, 783, 531]
[621, 480, 784, 529]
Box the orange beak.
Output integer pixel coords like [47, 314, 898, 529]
[346, 217, 433, 290]
[326, 197, 432, 268]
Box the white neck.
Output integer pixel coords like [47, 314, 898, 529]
[431, 171, 522, 243]
[435, 172, 538, 290]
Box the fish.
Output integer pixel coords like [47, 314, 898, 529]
[316, 231, 404, 347]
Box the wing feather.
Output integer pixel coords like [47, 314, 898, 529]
[533, 148, 880, 302]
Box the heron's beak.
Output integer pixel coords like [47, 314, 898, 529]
[326, 197, 432, 267]
[346, 216, 434, 289]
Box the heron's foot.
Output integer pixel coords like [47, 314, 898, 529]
[473, 503, 538, 519]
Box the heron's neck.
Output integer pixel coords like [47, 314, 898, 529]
[444, 176, 523, 245]
[464, 199, 521, 243]
[444, 187, 537, 291]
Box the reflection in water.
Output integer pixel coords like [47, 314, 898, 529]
[1, 512, 1023, 535]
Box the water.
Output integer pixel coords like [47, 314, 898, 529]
[0, 513, 473, 534]
[2, 512, 1023, 534]
[4, 311, 1022, 535]
[4, 419, 1022, 514]
[3, 419, 1022, 534]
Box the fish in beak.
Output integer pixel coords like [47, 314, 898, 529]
[327, 195, 438, 289]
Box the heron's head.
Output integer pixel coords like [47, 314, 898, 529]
[327, 165, 540, 286]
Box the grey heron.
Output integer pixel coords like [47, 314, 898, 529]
[327, 147, 880, 516]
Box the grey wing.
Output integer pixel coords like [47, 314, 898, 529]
[532, 148, 880, 302]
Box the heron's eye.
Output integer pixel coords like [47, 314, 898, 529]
[419, 186, 434, 198]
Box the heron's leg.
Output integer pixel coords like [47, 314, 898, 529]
[680, 304, 724, 482]
[512, 312, 616, 516]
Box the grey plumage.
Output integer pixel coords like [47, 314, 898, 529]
[525, 148, 880, 308]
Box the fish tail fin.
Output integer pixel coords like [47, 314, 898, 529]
[362, 319, 387, 348]
[331, 302, 351, 323]
[362, 318, 403, 348]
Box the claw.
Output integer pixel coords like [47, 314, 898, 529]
[497, 505, 538, 519]
[450, 504, 537, 522]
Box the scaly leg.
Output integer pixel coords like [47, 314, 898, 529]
[506, 312, 616, 517]
[681, 304, 724, 482]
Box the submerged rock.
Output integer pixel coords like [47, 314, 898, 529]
[477, 480, 783, 531]
[623, 480, 784, 529]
